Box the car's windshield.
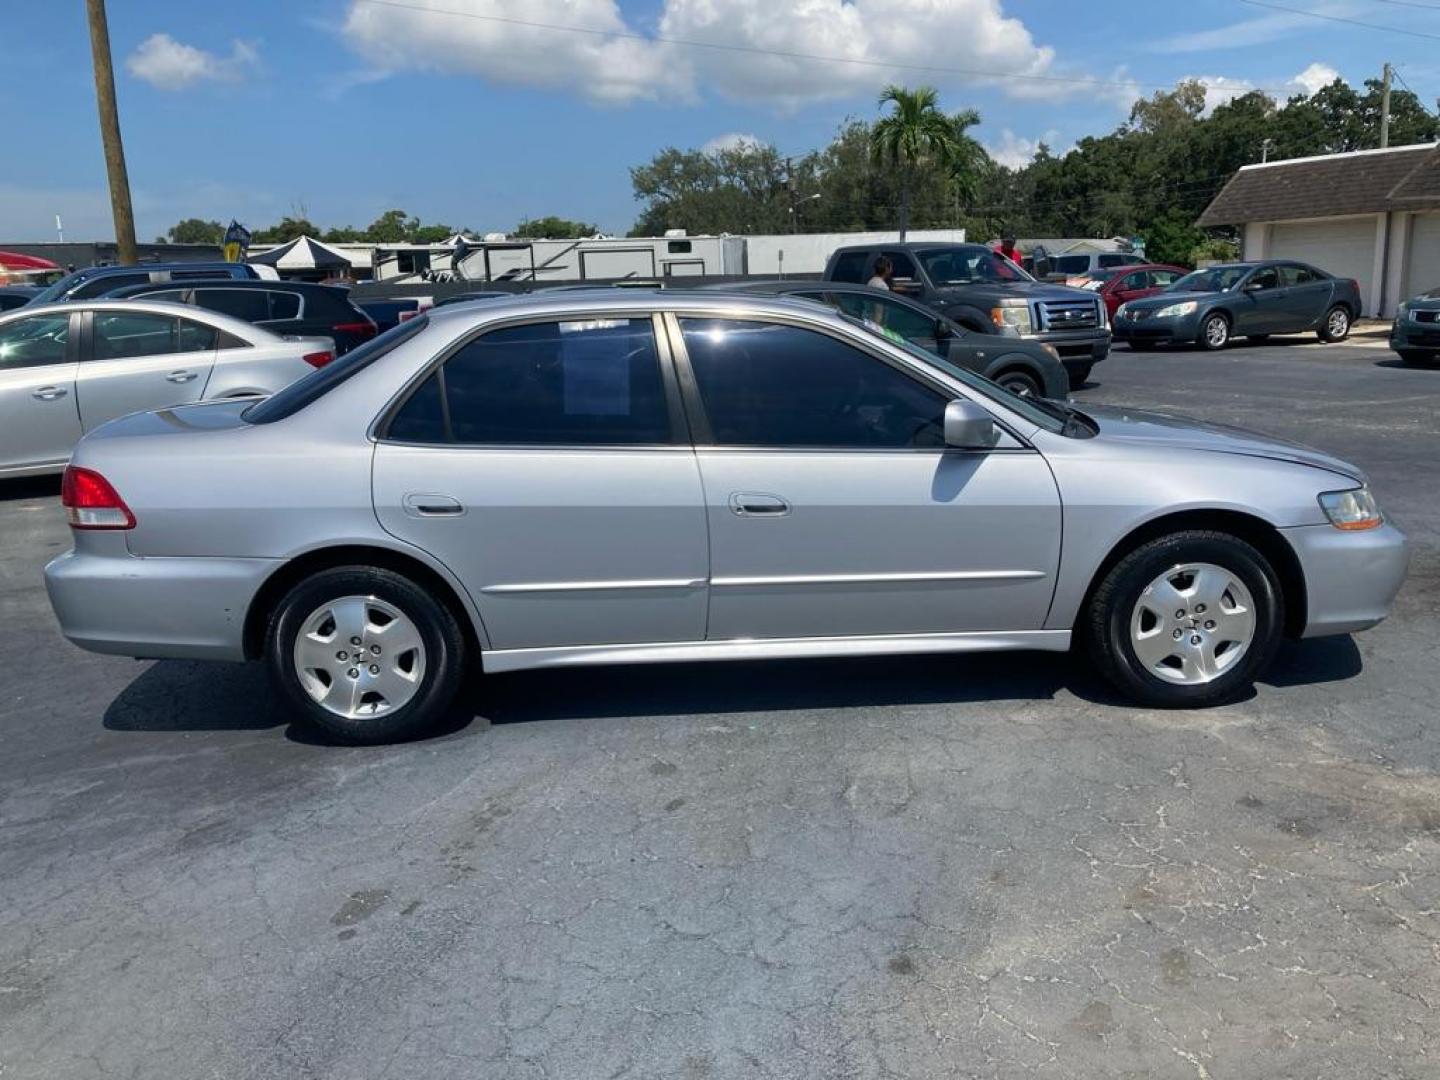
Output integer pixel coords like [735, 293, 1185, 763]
[918, 247, 1034, 285]
[30, 270, 89, 304]
[837, 312, 1068, 434]
[1170, 266, 1248, 293]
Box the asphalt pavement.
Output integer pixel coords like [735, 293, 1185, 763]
[2, 337, 1438, 1079]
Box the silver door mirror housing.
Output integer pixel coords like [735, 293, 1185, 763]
[943, 399, 998, 449]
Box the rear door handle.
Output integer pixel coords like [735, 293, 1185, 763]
[729, 492, 791, 517]
[31, 386, 68, 401]
[166, 370, 199, 383]
[403, 493, 465, 518]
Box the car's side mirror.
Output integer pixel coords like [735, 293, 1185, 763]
[943, 399, 998, 449]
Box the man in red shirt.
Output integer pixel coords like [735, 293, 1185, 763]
[994, 235, 1024, 265]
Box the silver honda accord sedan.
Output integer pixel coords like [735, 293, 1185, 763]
[45, 293, 1408, 743]
[1, 299, 334, 478]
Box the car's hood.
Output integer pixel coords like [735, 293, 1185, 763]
[1078, 402, 1364, 481]
[1122, 290, 1224, 312]
[934, 281, 1097, 303]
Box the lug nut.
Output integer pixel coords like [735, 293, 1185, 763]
[1190, 635, 1202, 646]
[369, 664, 380, 675]
[350, 636, 362, 646]
[1175, 610, 1186, 619]
[370, 644, 381, 655]
[1172, 629, 1183, 640]
[336, 650, 348, 661]
[1194, 603, 1207, 614]
[347, 668, 359, 679]
[1205, 620, 1216, 630]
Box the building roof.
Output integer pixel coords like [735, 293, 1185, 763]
[1199, 143, 1440, 226]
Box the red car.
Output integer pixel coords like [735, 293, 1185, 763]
[1071, 263, 1189, 320]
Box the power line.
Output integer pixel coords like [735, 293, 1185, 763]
[1235, 0, 1440, 41]
[347, 0, 1305, 97]
[1366, 0, 1440, 10]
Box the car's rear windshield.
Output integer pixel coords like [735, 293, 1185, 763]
[243, 315, 427, 424]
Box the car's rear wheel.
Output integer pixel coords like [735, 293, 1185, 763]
[1067, 363, 1093, 390]
[1085, 531, 1283, 707]
[266, 566, 466, 743]
[1198, 313, 1230, 351]
[996, 368, 1043, 397]
[1318, 305, 1351, 343]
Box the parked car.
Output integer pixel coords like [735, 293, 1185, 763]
[824, 242, 1111, 389]
[103, 280, 379, 354]
[1112, 261, 1362, 351]
[1073, 264, 1190, 320]
[45, 292, 1406, 743]
[26, 262, 270, 305]
[1390, 287, 1440, 365]
[432, 291, 511, 308]
[355, 296, 427, 332]
[711, 280, 1069, 398]
[1043, 251, 1145, 281]
[0, 300, 333, 478]
[0, 285, 41, 311]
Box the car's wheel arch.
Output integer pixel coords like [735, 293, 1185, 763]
[944, 305, 994, 334]
[1074, 508, 1307, 641]
[243, 542, 488, 661]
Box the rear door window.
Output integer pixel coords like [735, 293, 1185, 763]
[1054, 256, 1090, 275]
[177, 318, 219, 351]
[1150, 270, 1182, 288]
[193, 289, 270, 322]
[268, 291, 302, 320]
[92, 312, 178, 359]
[1281, 264, 1320, 286]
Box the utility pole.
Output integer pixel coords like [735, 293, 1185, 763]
[85, 0, 137, 265]
[1380, 62, 1393, 149]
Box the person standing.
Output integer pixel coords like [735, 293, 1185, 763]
[995, 235, 1024, 265]
[867, 255, 894, 290]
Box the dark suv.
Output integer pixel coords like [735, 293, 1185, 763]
[103, 279, 379, 354]
[26, 261, 263, 305]
[825, 243, 1111, 387]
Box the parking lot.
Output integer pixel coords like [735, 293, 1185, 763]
[2, 336, 1437, 1079]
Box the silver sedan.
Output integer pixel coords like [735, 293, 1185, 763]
[45, 293, 1408, 743]
[1, 299, 334, 477]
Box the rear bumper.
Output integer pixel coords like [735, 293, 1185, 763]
[1285, 521, 1409, 638]
[45, 546, 280, 661]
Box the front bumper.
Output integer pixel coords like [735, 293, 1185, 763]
[1284, 521, 1409, 638]
[1025, 329, 1110, 369]
[45, 540, 280, 661]
[1390, 319, 1440, 353]
[1113, 312, 1202, 346]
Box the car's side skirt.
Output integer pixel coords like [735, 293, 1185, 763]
[481, 629, 1072, 673]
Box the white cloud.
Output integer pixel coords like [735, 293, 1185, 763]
[985, 128, 1060, 169]
[701, 132, 764, 155]
[1148, 2, 1358, 54]
[125, 33, 259, 90]
[1181, 64, 1345, 113]
[1293, 62, 1340, 96]
[339, 0, 1081, 107]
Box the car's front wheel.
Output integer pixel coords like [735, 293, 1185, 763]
[1085, 531, 1283, 707]
[1397, 349, 1434, 367]
[1198, 313, 1230, 351]
[1067, 363, 1093, 390]
[995, 368, 1043, 397]
[266, 566, 466, 743]
[1318, 305, 1351, 342]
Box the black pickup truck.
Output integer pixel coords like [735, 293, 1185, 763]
[824, 242, 1111, 388]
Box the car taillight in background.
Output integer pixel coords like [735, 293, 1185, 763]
[397, 309, 422, 323]
[303, 350, 335, 368]
[61, 466, 136, 530]
[332, 320, 377, 340]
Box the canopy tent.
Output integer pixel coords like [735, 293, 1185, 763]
[247, 235, 352, 272]
[0, 250, 60, 282]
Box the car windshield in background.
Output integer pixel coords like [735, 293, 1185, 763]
[918, 248, 1034, 285]
[1172, 266, 1249, 293]
[29, 271, 87, 304]
[836, 312, 1068, 435]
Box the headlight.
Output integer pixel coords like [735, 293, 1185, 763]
[1154, 300, 1198, 318]
[1410, 306, 1428, 324]
[990, 304, 1033, 335]
[1318, 486, 1383, 531]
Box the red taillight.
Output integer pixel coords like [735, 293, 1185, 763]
[61, 466, 136, 530]
[303, 350, 335, 368]
[332, 320, 377, 339]
[397, 309, 421, 323]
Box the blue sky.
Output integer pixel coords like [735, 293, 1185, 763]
[1, 0, 1437, 242]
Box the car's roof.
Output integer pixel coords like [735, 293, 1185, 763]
[832, 242, 988, 254]
[419, 288, 857, 327]
[105, 279, 346, 296]
[0, 297, 274, 337]
[67, 261, 242, 276]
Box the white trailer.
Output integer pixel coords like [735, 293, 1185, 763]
[454, 234, 746, 283]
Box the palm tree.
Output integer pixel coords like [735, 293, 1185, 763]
[870, 85, 963, 240]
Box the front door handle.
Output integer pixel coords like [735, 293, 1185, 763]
[31, 386, 68, 401]
[166, 370, 199, 383]
[403, 492, 465, 518]
[729, 492, 791, 517]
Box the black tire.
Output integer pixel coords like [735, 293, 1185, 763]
[995, 367, 1043, 397]
[1084, 531, 1284, 708]
[1198, 313, 1230, 351]
[1067, 364, 1093, 390]
[1398, 349, 1435, 367]
[265, 565, 467, 744]
[1317, 304, 1351, 343]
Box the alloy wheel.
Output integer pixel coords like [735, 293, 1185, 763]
[1128, 562, 1256, 685]
[293, 595, 426, 719]
[1327, 308, 1350, 340]
[1204, 316, 1229, 349]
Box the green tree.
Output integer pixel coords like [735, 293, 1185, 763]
[363, 209, 414, 243]
[630, 143, 790, 235]
[252, 216, 319, 244]
[515, 216, 599, 239]
[164, 217, 225, 245]
[870, 85, 964, 240]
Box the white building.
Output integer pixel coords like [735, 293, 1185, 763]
[1199, 143, 1440, 317]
